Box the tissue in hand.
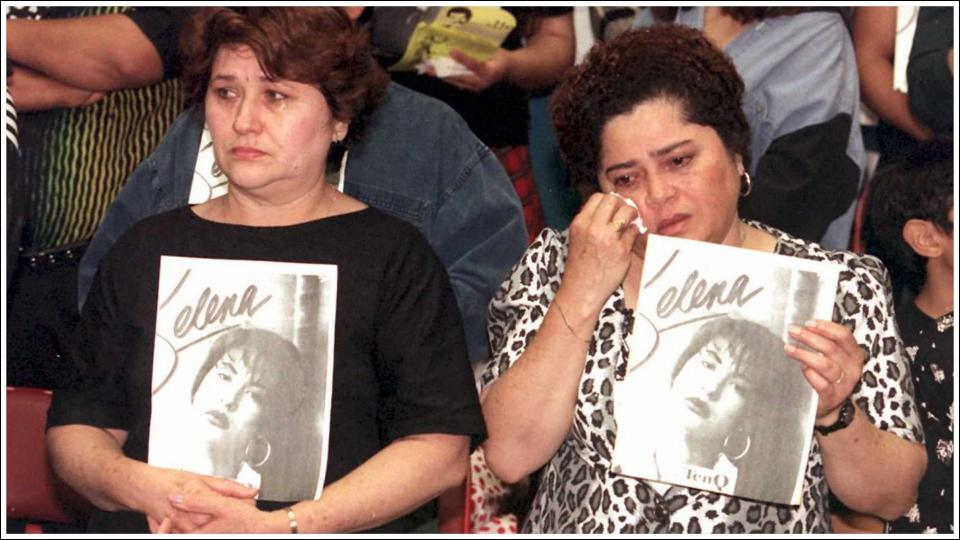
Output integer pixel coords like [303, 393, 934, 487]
[609, 192, 648, 233]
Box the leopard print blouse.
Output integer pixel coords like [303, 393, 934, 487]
[479, 224, 923, 533]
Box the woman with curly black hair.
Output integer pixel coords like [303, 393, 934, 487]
[478, 24, 925, 533]
[636, 7, 864, 251]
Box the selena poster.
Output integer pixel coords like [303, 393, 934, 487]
[148, 256, 336, 502]
[611, 235, 841, 505]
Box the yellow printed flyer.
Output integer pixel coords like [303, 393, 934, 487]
[388, 7, 516, 74]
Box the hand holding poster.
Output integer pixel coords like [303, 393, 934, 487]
[148, 256, 336, 502]
[370, 7, 516, 75]
[611, 235, 841, 505]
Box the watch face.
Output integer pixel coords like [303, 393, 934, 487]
[816, 399, 854, 435]
[839, 399, 855, 426]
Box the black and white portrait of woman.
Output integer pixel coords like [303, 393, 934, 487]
[611, 234, 838, 504]
[664, 317, 810, 500]
[187, 327, 320, 500]
[148, 256, 336, 503]
[614, 316, 814, 503]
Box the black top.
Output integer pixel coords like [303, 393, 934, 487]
[907, 6, 954, 140]
[48, 206, 486, 533]
[125, 6, 194, 79]
[378, 7, 572, 148]
[888, 299, 954, 534]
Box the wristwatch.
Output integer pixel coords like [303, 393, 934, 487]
[814, 397, 855, 436]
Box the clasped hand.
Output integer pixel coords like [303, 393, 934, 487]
[144, 468, 262, 534]
[785, 320, 865, 420]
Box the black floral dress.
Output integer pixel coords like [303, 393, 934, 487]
[888, 299, 953, 534]
[479, 225, 923, 533]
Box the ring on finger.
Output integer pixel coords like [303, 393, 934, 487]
[611, 219, 627, 232]
[833, 370, 845, 385]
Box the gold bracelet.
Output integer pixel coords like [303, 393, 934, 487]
[553, 298, 592, 344]
[286, 506, 299, 534]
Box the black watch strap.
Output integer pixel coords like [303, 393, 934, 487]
[814, 397, 855, 436]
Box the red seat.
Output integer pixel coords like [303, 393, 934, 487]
[437, 478, 470, 533]
[849, 180, 871, 254]
[6, 387, 91, 532]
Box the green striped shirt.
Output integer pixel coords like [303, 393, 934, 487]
[15, 6, 185, 251]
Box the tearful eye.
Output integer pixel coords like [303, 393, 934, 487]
[669, 155, 691, 168]
[266, 90, 287, 102]
[614, 174, 633, 187]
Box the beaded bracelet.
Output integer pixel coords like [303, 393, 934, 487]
[286, 506, 299, 534]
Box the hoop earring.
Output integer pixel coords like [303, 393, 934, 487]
[739, 171, 752, 197]
[722, 430, 752, 461]
[244, 436, 272, 468]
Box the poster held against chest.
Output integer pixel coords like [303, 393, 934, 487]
[148, 256, 336, 502]
[611, 235, 841, 505]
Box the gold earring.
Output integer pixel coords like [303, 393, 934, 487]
[739, 172, 752, 197]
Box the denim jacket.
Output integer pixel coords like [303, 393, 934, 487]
[79, 82, 528, 363]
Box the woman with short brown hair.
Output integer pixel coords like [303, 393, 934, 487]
[47, 8, 484, 533]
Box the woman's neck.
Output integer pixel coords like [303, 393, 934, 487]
[200, 446, 241, 479]
[914, 267, 954, 319]
[196, 179, 364, 227]
[719, 219, 777, 253]
[738, 221, 778, 253]
[661, 429, 719, 470]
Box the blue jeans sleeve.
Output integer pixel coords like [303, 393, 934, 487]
[430, 140, 528, 364]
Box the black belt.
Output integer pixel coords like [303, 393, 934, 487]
[17, 243, 87, 272]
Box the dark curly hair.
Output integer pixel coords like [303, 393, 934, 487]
[180, 7, 388, 171]
[866, 139, 953, 297]
[551, 24, 751, 199]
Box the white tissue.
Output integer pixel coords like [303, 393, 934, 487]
[609, 192, 648, 233]
[417, 57, 474, 78]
